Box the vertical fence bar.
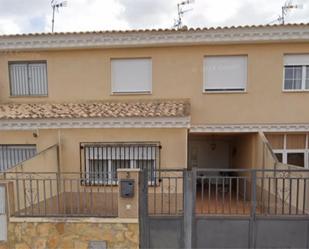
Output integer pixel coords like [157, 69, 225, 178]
[208, 178, 211, 214]
[222, 177, 225, 214]
[36, 179, 40, 215]
[168, 177, 171, 215]
[243, 178, 246, 215]
[56, 173, 60, 215]
[215, 178, 218, 214]
[63, 178, 66, 215]
[201, 177, 204, 214]
[16, 178, 20, 215]
[236, 177, 239, 215]
[303, 179, 307, 215]
[267, 176, 271, 214]
[175, 177, 178, 214]
[282, 178, 285, 215]
[30, 176, 34, 215]
[23, 178, 27, 216]
[275, 178, 278, 215]
[249, 170, 257, 249]
[296, 178, 300, 215]
[43, 179, 47, 216]
[289, 178, 292, 215]
[229, 178, 232, 214]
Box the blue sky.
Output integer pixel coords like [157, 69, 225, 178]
[0, 0, 308, 34]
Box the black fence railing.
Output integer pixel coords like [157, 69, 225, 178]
[5, 172, 118, 217]
[3, 168, 308, 218]
[147, 169, 185, 216]
[195, 169, 309, 216]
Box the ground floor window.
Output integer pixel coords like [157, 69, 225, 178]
[266, 133, 309, 168]
[81, 142, 160, 185]
[0, 144, 37, 172]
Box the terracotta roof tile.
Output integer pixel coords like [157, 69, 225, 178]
[0, 23, 308, 37]
[0, 100, 190, 120]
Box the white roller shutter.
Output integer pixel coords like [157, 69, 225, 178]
[111, 58, 152, 93]
[204, 55, 247, 91]
[284, 54, 309, 66]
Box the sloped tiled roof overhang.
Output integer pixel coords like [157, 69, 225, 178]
[0, 100, 191, 130]
[1, 23, 309, 51]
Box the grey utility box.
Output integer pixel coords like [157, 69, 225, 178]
[120, 179, 135, 198]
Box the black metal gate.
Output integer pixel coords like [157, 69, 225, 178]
[139, 169, 185, 248]
[140, 168, 309, 249]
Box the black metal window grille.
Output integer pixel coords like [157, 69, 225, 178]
[81, 143, 160, 185]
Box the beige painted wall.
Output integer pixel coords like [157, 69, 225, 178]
[1, 43, 309, 124]
[0, 128, 187, 171]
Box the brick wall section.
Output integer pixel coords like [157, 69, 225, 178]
[7, 221, 139, 249]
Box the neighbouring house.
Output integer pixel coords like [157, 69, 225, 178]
[0, 24, 308, 249]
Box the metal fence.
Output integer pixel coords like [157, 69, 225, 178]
[4, 172, 118, 217]
[195, 169, 309, 216]
[147, 169, 184, 216]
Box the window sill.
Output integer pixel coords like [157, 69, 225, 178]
[111, 91, 152, 96]
[10, 95, 48, 98]
[282, 90, 309, 93]
[203, 90, 247, 94]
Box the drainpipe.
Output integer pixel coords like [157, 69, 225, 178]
[57, 130, 62, 173]
[56, 130, 62, 211]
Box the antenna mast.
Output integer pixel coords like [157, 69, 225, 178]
[279, 1, 303, 24]
[51, 0, 68, 33]
[174, 0, 194, 29]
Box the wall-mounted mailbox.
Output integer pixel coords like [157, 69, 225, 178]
[120, 179, 135, 198]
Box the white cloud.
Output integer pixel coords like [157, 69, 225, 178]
[0, 0, 308, 35]
[45, 0, 128, 32]
[0, 19, 21, 34]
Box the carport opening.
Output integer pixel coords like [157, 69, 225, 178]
[188, 132, 257, 170]
[188, 132, 258, 214]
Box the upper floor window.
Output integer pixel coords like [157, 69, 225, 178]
[203, 55, 247, 92]
[111, 58, 152, 94]
[9, 61, 48, 97]
[284, 54, 309, 91]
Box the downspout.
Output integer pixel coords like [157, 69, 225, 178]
[56, 130, 62, 212]
[57, 130, 62, 173]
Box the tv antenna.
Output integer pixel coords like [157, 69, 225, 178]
[51, 0, 68, 32]
[174, 0, 194, 29]
[269, 1, 303, 24]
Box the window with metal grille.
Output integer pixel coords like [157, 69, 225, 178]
[0, 145, 37, 172]
[81, 143, 160, 185]
[9, 61, 48, 96]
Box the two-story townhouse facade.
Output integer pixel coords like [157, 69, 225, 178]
[0, 24, 309, 175]
[0, 24, 309, 249]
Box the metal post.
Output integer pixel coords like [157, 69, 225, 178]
[184, 168, 195, 249]
[139, 168, 149, 248]
[249, 170, 257, 249]
[52, 5, 56, 33]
